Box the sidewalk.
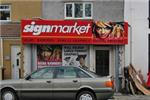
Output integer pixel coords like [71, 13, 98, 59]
[108, 93, 150, 100]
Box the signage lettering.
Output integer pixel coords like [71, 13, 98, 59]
[23, 21, 91, 35]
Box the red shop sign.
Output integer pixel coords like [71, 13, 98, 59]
[21, 20, 128, 44]
[21, 20, 93, 44]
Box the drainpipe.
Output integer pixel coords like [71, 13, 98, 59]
[0, 38, 3, 80]
[129, 25, 132, 64]
[125, 24, 132, 65]
[115, 45, 119, 92]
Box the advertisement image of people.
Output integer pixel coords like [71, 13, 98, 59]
[62, 45, 89, 69]
[76, 54, 88, 70]
[92, 21, 126, 39]
[37, 45, 62, 68]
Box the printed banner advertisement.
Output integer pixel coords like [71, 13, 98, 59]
[37, 45, 62, 68]
[92, 21, 128, 44]
[62, 45, 89, 69]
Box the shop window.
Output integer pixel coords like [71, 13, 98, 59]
[0, 5, 11, 22]
[64, 2, 93, 19]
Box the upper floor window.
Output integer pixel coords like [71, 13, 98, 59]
[0, 5, 11, 22]
[65, 2, 93, 19]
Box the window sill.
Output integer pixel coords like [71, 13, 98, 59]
[64, 17, 93, 20]
[0, 20, 11, 23]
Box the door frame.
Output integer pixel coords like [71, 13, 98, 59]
[94, 46, 114, 76]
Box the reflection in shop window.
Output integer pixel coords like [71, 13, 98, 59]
[85, 4, 91, 17]
[0, 5, 11, 22]
[66, 4, 72, 17]
[75, 3, 83, 18]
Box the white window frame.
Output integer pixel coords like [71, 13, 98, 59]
[64, 2, 93, 19]
[83, 3, 93, 19]
[64, 3, 74, 19]
[0, 5, 11, 22]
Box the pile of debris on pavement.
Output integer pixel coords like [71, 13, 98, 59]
[123, 64, 150, 95]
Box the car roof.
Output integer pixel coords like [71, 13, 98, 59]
[28, 66, 96, 78]
[37, 66, 81, 70]
[40, 66, 78, 68]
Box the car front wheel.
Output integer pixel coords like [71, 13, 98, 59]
[77, 91, 96, 100]
[1, 89, 18, 100]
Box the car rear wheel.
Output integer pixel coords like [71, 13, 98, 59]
[77, 91, 96, 100]
[1, 89, 18, 100]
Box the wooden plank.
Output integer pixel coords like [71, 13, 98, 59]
[129, 81, 135, 95]
[128, 65, 150, 95]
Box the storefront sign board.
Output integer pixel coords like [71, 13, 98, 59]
[21, 20, 128, 45]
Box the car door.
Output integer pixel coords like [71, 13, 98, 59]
[20, 67, 54, 100]
[52, 67, 80, 100]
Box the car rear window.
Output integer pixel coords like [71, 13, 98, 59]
[87, 70, 100, 78]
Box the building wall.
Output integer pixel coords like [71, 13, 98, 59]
[0, 23, 20, 79]
[0, 39, 2, 80]
[0, 0, 41, 22]
[42, 0, 124, 21]
[41, 0, 124, 77]
[23, 45, 32, 76]
[0, 0, 42, 79]
[93, 0, 124, 21]
[124, 0, 149, 80]
[41, 0, 124, 91]
[0, 40, 2, 67]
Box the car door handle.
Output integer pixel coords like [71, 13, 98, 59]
[73, 80, 78, 83]
[46, 80, 51, 83]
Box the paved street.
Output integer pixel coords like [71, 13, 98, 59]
[109, 93, 150, 100]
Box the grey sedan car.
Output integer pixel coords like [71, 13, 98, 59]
[0, 66, 114, 100]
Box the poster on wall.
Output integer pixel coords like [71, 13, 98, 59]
[37, 45, 62, 68]
[62, 45, 89, 69]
